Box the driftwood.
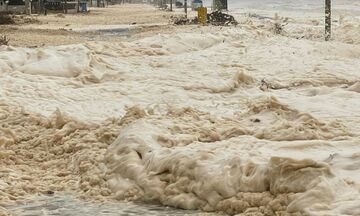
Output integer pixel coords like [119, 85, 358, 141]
[207, 11, 237, 26]
[172, 11, 237, 26]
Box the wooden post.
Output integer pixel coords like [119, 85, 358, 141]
[170, 0, 172, 11]
[325, 0, 331, 41]
[184, 0, 187, 18]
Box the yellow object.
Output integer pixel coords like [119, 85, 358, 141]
[198, 7, 207, 25]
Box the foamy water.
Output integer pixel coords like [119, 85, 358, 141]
[8, 194, 221, 216]
[1, 2, 360, 216]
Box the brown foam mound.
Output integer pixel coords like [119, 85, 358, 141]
[0, 103, 121, 209]
[103, 104, 358, 215]
[0, 102, 357, 215]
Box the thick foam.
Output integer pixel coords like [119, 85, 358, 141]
[104, 107, 360, 215]
[1, 6, 360, 215]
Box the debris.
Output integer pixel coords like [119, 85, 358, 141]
[251, 118, 261, 123]
[0, 35, 10, 46]
[0, 13, 15, 25]
[273, 22, 284, 34]
[171, 11, 237, 26]
[271, 13, 288, 35]
[207, 11, 238, 26]
[171, 16, 189, 25]
[260, 79, 270, 91]
[324, 153, 339, 163]
[171, 16, 198, 25]
[45, 190, 55, 195]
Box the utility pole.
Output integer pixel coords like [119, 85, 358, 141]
[170, 0, 172, 11]
[184, 0, 187, 18]
[325, 0, 331, 41]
